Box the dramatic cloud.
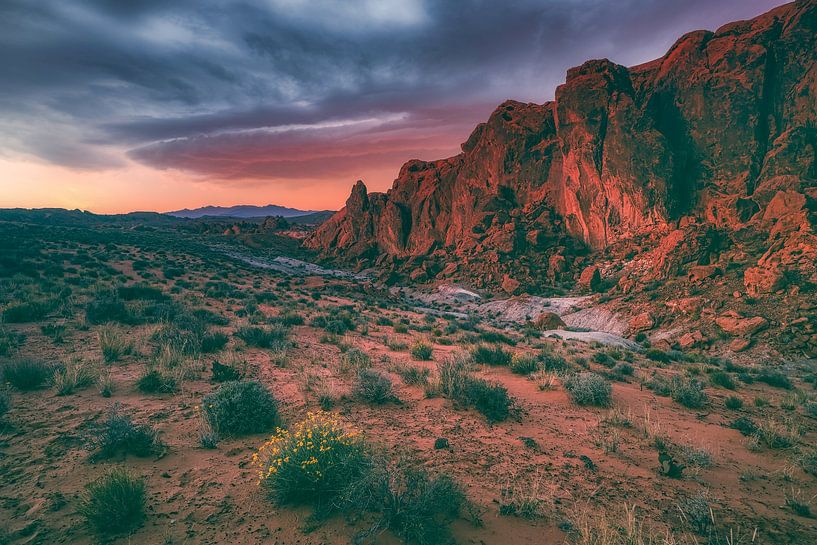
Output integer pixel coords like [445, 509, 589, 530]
[0, 0, 783, 210]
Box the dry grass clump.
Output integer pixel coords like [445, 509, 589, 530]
[79, 468, 146, 536]
[98, 325, 135, 363]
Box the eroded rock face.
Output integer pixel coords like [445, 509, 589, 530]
[306, 1, 817, 297]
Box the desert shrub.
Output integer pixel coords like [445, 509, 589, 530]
[724, 395, 743, 410]
[563, 372, 612, 407]
[592, 351, 616, 367]
[410, 340, 434, 361]
[136, 368, 177, 394]
[471, 343, 511, 366]
[3, 299, 53, 323]
[203, 380, 278, 436]
[611, 362, 634, 378]
[2, 358, 53, 390]
[85, 294, 134, 325]
[0, 327, 24, 356]
[644, 348, 672, 364]
[540, 352, 569, 372]
[235, 325, 289, 349]
[730, 416, 758, 436]
[393, 323, 409, 334]
[797, 448, 817, 477]
[277, 312, 304, 326]
[464, 379, 512, 423]
[380, 469, 466, 545]
[211, 359, 242, 382]
[91, 406, 161, 460]
[756, 368, 792, 390]
[255, 411, 371, 508]
[754, 418, 796, 449]
[54, 361, 97, 395]
[0, 389, 10, 419]
[41, 323, 66, 343]
[79, 468, 145, 535]
[479, 330, 516, 345]
[117, 284, 166, 301]
[396, 364, 430, 385]
[510, 353, 539, 375]
[200, 331, 229, 353]
[678, 492, 712, 535]
[710, 371, 736, 390]
[355, 369, 394, 404]
[340, 348, 372, 374]
[436, 353, 474, 401]
[192, 308, 229, 326]
[670, 376, 708, 408]
[98, 326, 134, 363]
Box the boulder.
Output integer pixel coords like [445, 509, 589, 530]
[532, 312, 566, 330]
[715, 312, 768, 337]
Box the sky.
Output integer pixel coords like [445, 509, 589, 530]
[0, 0, 783, 214]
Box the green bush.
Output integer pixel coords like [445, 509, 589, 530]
[510, 353, 539, 375]
[211, 359, 242, 382]
[0, 389, 10, 419]
[563, 372, 612, 406]
[464, 379, 512, 423]
[396, 364, 430, 385]
[79, 468, 146, 535]
[117, 284, 167, 301]
[1, 359, 53, 390]
[471, 343, 511, 366]
[203, 380, 279, 436]
[136, 368, 177, 394]
[340, 347, 372, 373]
[645, 349, 672, 363]
[200, 332, 229, 353]
[710, 371, 736, 390]
[85, 295, 135, 325]
[91, 406, 161, 460]
[755, 369, 792, 390]
[235, 325, 290, 348]
[355, 369, 394, 404]
[724, 395, 743, 410]
[410, 340, 434, 361]
[670, 376, 707, 408]
[3, 299, 53, 323]
[381, 469, 466, 545]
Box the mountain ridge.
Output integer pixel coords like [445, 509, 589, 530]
[167, 204, 327, 219]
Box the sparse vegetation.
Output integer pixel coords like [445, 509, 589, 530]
[2, 358, 54, 390]
[79, 468, 146, 535]
[203, 380, 279, 436]
[564, 372, 612, 407]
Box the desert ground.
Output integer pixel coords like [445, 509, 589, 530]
[0, 218, 816, 545]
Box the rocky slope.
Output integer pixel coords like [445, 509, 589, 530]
[306, 1, 817, 354]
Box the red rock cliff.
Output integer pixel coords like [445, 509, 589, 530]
[306, 1, 817, 292]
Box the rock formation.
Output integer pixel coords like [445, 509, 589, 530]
[306, 1, 817, 353]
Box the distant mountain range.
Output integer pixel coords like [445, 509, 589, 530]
[167, 204, 325, 219]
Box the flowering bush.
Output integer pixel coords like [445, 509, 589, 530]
[253, 411, 370, 506]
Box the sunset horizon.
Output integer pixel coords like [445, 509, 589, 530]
[0, 0, 782, 214]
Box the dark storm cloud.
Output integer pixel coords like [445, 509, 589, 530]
[0, 0, 783, 179]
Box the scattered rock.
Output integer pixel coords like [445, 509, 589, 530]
[628, 312, 654, 334]
[729, 338, 752, 352]
[715, 312, 768, 337]
[532, 311, 566, 330]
